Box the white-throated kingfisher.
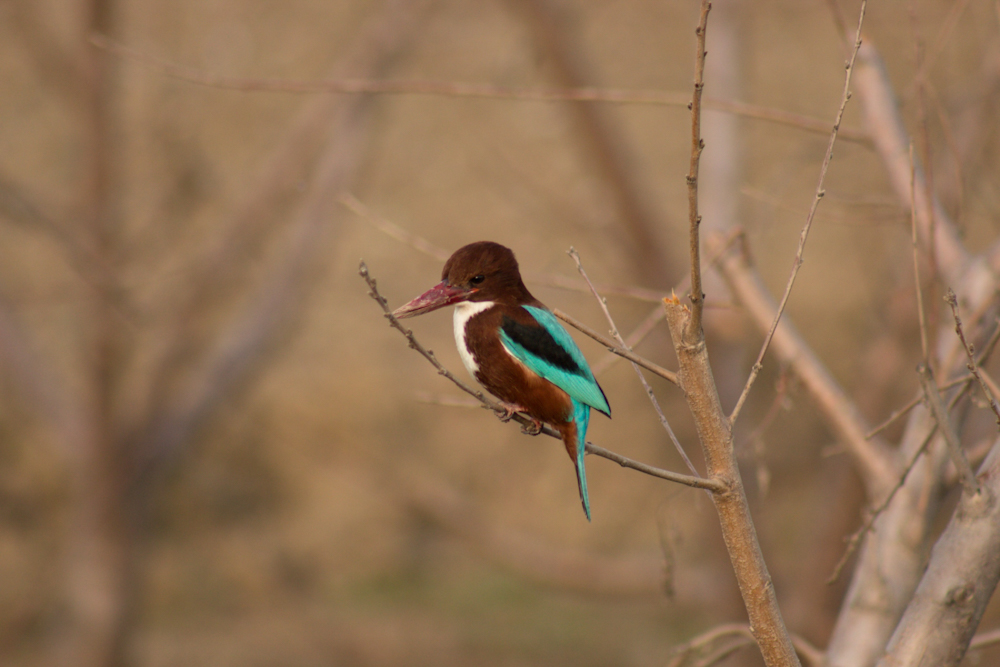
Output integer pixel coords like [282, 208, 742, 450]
[393, 241, 610, 520]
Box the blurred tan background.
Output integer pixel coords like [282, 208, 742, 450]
[1, 0, 999, 665]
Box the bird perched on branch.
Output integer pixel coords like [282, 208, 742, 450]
[393, 241, 610, 520]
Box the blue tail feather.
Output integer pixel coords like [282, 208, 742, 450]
[572, 400, 592, 521]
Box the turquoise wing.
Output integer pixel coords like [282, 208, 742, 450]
[499, 305, 610, 417]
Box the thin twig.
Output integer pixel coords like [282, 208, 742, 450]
[340, 192, 449, 261]
[822, 0, 851, 54]
[737, 369, 795, 497]
[345, 193, 669, 303]
[982, 317, 1000, 366]
[828, 359, 978, 582]
[917, 363, 981, 496]
[667, 623, 824, 667]
[509, 0, 672, 287]
[586, 443, 718, 490]
[553, 308, 678, 385]
[91, 34, 870, 143]
[865, 372, 971, 439]
[685, 0, 711, 338]
[137, 0, 428, 441]
[922, 0, 973, 78]
[712, 230, 895, 492]
[946, 289, 1000, 427]
[729, 0, 868, 426]
[910, 6, 940, 287]
[855, 42, 971, 286]
[530, 272, 665, 303]
[911, 143, 931, 363]
[590, 304, 665, 375]
[944, 436, 996, 488]
[663, 298, 801, 666]
[970, 626, 1000, 650]
[360, 261, 725, 493]
[566, 248, 699, 479]
[827, 424, 939, 584]
[866, 319, 1000, 439]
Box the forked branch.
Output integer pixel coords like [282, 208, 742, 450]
[663, 297, 800, 667]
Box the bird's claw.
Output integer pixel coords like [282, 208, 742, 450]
[495, 403, 542, 435]
[495, 403, 523, 422]
[519, 419, 543, 436]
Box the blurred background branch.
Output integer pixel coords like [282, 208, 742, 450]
[3, 0, 1000, 666]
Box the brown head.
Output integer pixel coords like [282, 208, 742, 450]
[393, 241, 534, 318]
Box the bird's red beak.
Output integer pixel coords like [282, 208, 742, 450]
[393, 281, 473, 319]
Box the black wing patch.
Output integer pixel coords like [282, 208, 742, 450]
[501, 315, 583, 375]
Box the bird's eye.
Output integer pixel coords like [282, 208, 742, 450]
[469, 275, 485, 286]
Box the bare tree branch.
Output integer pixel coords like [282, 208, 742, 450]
[854, 41, 972, 286]
[825, 37, 1000, 666]
[710, 231, 896, 493]
[360, 261, 726, 494]
[662, 296, 800, 667]
[970, 626, 1000, 650]
[566, 247, 698, 477]
[340, 192, 450, 261]
[877, 439, 1000, 667]
[917, 364, 980, 496]
[685, 0, 711, 334]
[138, 78, 371, 473]
[827, 423, 940, 584]
[62, 1, 133, 664]
[344, 192, 670, 303]
[589, 304, 666, 376]
[867, 309, 1000, 438]
[90, 36, 872, 143]
[947, 289, 1000, 426]
[507, 0, 673, 287]
[553, 308, 678, 385]
[666, 623, 824, 667]
[728, 0, 867, 426]
[134, 0, 431, 436]
[909, 143, 932, 363]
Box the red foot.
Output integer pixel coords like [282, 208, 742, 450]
[494, 403, 543, 435]
[519, 419, 543, 436]
[495, 402, 526, 422]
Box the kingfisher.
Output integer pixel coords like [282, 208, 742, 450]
[393, 241, 610, 520]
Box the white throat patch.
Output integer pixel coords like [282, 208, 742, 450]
[453, 301, 495, 376]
